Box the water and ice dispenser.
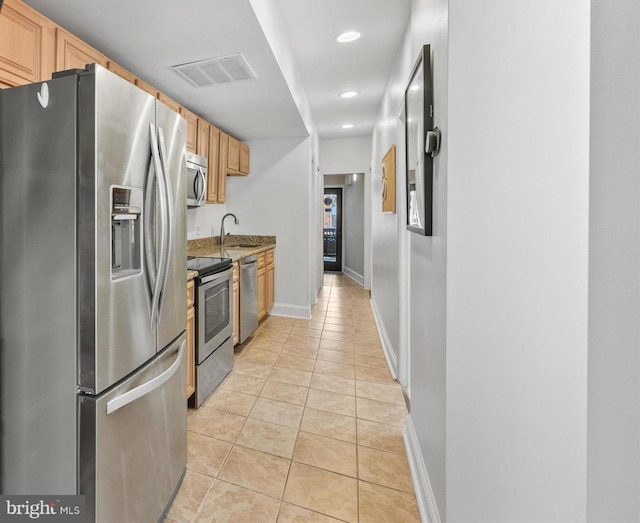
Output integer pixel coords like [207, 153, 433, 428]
[111, 186, 142, 279]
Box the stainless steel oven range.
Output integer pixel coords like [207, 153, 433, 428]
[187, 256, 234, 406]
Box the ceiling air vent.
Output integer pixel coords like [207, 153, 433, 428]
[172, 54, 257, 87]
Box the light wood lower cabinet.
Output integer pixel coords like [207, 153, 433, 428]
[233, 262, 240, 345]
[186, 279, 195, 400]
[266, 249, 275, 312]
[257, 249, 275, 321]
[257, 252, 266, 321]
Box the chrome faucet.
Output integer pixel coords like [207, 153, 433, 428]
[220, 213, 239, 249]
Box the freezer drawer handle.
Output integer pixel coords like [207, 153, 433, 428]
[106, 341, 185, 415]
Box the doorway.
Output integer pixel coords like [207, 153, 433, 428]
[323, 188, 342, 272]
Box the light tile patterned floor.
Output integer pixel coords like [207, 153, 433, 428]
[166, 274, 420, 523]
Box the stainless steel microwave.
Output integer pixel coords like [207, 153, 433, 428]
[186, 152, 208, 207]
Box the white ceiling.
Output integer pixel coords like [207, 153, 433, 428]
[23, 0, 410, 141]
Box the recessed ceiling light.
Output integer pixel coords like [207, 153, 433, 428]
[340, 91, 359, 98]
[341, 123, 354, 129]
[336, 31, 361, 43]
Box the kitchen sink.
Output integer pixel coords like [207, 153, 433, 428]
[233, 243, 261, 248]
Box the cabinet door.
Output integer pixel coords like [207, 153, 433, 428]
[206, 125, 220, 204]
[233, 279, 240, 345]
[187, 279, 195, 308]
[218, 132, 229, 203]
[186, 305, 195, 399]
[196, 118, 209, 158]
[227, 135, 241, 172]
[107, 60, 136, 84]
[240, 143, 250, 175]
[266, 263, 274, 312]
[257, 267, 266, 321]
[180, 108, 198, 154]
[56, 27, 105, 71]
[0, 0, 56, 86]
[158, 92, 180, 113]
[135, 77, 158, 97]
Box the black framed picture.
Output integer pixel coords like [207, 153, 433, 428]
[405, 44, 435, 236]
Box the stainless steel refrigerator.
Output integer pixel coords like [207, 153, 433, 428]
[0, 64, 187, 522]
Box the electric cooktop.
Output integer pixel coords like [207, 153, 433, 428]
[187, 256, 232, 278]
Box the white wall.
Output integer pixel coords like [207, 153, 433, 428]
[588, 1, 640, 520]
[320, 137, 371, 287]
[344, 174, 365, 280]
[323, 173, 365, 282]
[369, 0, 448, 516]
[446, 1, 590, 520]
[371, 0, 597, 520]
[187, 137, 315, 318]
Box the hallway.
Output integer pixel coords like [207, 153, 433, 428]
[167, 274, 420, 522]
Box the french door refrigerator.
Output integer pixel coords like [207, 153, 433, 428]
[0, 64, 187, 522]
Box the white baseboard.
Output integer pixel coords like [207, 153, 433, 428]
[369, 297, 398, 379]
[269, 303, 311, 320]
[343, 266, 364, 286]
[404, 415, 442, 523]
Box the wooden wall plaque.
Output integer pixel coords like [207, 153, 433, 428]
[382, 144, 396, 213]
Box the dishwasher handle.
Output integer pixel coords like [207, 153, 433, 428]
[240, 255, 258, 266]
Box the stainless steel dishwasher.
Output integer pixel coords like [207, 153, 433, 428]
[239, 255, 259, 343]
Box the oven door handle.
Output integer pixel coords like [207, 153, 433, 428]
[106, 342, 184, 415]
[200, 267, 232, 285]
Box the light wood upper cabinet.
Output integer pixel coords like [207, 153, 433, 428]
[207, 125, 220, 204]
[0, 0, 56, 87]
[106, 60, 136, 84]
[222, 131, 249, 177]
[196, 118, 210, 158]
[218, 132, 229, 202]
[134, 77, 158, 97]
[240, 143, 250, 175]
[56, 27, 105, 72]
[158, 92, 180, 113]
[227, 135, 241, 172]
[180, 108, 198, 154]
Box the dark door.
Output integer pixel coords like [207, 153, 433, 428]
[323, 188, 342, 272]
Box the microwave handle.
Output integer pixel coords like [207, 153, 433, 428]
[197, 168, 206, 205]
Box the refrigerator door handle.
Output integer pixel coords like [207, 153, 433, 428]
[156, 127, 173, 317]
[148, 123, 168, 328]
[144, 161, 156, 297]
[105, 341, 185, 415]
